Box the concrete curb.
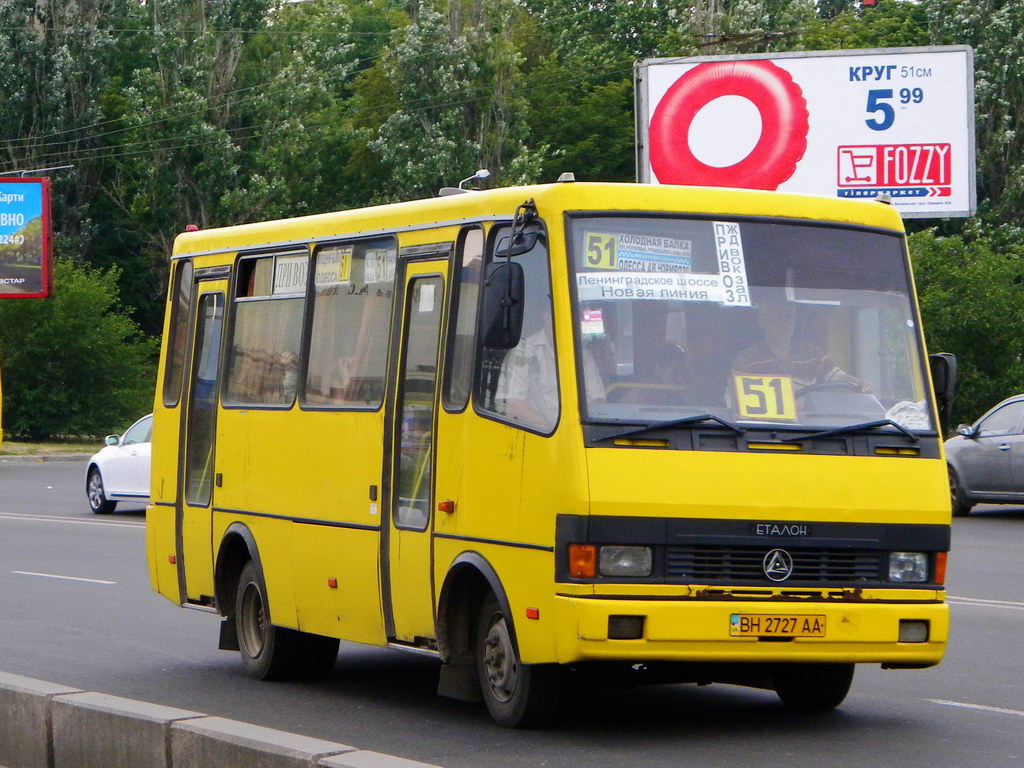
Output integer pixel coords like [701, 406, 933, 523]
[0, 453, 93, 463]
[0, 671, 444, 768]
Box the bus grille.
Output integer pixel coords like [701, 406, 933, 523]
[665, 546, 882, 583]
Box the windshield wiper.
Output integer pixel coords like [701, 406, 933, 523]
[780, 418, 919, 444]
[593, 414, 745, 442]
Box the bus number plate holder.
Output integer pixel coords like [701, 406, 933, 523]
[729, 614, 826, 638]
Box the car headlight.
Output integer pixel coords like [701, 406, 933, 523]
[889, 552, 928, 583]
[599, 546, 653, 577]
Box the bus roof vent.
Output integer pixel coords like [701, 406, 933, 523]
[875, 192, 892, 205]
[557, 172, 576, 183]
[185, 224, 200, 231]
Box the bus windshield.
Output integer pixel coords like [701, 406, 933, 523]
[569, 215, 933, 433]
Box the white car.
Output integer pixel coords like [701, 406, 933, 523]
[86, 414, 153, 514]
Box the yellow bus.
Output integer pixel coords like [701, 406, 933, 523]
[147, 181, 954, 727]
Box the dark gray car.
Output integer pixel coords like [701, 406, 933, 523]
[945, 394, 1024, 516]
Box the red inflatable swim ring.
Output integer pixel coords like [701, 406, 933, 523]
[649, 60, 809, 190]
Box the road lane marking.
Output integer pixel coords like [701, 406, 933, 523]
[948, 596, 1024, 611]
[0, 512, 143, 529]
[11, 570, 117, 585]
[926, 699, 1024, 718]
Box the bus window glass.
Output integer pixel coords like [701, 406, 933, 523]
[475, 226, 558, 433]
[304, 239, 397, 409]
[163, 259, 193, 406]
[185, 293, 223, 507]
[224, 254, 306, 407]
[570, 216, 933, 432]
[443, 227, 484, 411]
[395, 275, 445, 530]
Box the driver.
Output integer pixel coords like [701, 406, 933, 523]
[731, 298, 870, 394]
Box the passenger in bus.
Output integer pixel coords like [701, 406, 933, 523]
[496, 311, 605, 430]
[731, 298, 869, 393]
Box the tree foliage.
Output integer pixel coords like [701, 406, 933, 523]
[1, 0, 1024, 432]
[0, 259, 157, 439]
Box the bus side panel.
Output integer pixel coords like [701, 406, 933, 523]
[436, 414, 589, 664]
[148, 262, 185, 604]
[214, 407, 385, 636]
[146, 503, 180, 603]
[291, 524, 385, 644]
[213, 511, 298, 628]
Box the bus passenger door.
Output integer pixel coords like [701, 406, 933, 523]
[385, 260, 447, 643]
[176, 282, 225, 605]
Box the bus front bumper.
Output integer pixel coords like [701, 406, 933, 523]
[551, 593, 948, 667]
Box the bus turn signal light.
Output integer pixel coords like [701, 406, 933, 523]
[568, 544, 597, 578]
[934, 552, 947, 585]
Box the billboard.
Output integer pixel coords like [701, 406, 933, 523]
[0, 177, 54, 298]
[636, 46, 975, 218]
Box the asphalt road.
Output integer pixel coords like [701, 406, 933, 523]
[1, 458, 1022, 767]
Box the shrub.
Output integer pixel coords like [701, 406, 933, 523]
[0, 259, 158, 440]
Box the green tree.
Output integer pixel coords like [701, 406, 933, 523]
[926, 0, 1024, 230]
[352, 0, 533, 200]
[0, 259, 157, 440]
[909, 230, 1024, 427]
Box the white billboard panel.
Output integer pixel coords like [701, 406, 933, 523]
[636, 47, 975, 218]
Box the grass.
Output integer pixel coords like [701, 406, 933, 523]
[0, 438, 100, 456]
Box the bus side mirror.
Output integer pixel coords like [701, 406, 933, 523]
[481, 261, 525, 350]
[929, 352, 957, 432]
[494, 231, 539, 258]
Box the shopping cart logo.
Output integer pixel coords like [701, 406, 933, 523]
[837, 144, 952, 199]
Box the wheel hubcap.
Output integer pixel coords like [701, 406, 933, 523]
[238, 582, 267, 659]
[483, 617, 517, 703]
[88, 474, 103, 508]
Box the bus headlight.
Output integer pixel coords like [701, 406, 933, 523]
[599, 546, 653, 577]
[889, 552, 928, 583]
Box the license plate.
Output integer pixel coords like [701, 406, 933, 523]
[729, 613, 826, 637]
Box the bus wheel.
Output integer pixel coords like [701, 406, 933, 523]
[772, 663, 854, 711]
[475, 595, 559, 728]
[235, 560, 294, 680]
[235, 561, 339, 681]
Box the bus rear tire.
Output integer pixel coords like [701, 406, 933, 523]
[235, 560, 338, 680]
[772, 662, 854, 711]
[475, 594, 559, 728]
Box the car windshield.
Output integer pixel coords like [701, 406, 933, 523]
[570, 215, 934, 433]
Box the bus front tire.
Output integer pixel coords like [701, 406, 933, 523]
[475, 595, 559, 728]
[772, 662, 854, 711]
[235, 560, 339, 681]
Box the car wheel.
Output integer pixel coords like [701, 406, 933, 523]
[475, 594, 559, 728]
[949, 467, 973, 517]
[772, 662, 854, 711]
[235, 560, 338, 681]
[87, 467, 116, 514]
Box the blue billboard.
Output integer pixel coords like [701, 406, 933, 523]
[0, 177, 53, 298]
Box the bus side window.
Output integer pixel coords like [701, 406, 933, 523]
[303, 238, 397, 409]
[163, 259, 193, 406]
[224, 254, 306, 407]
[474, 226, 558, 434]
[443, 226, 484, 412]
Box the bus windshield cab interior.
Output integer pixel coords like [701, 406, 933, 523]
[569, 215, 933, 436]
